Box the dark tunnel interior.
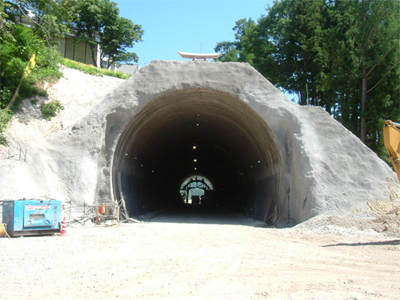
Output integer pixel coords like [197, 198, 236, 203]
[111, 88, 284, 223]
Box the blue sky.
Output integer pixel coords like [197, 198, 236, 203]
[114, 0, 275, 66]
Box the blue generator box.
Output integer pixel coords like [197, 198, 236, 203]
[2, 200, 62, 237]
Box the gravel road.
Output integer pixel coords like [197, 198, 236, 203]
[1, 211, 399, 300]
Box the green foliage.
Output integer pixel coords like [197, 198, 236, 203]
[250, 0, 329, 105]
[105, 70, 131, 79]
[0, 109, 12, 131]
[101, 16, 143, 68]
[28, 67, 62, 84]
[215, 41, 239, 62]
[214, 18, 256, 63]
[0, 88, 12, 105]
[59, 0, 143, 68]
[116, 52, 140, 67]
[5, 0, 70, 42]
[0, 109, 13, 145]
[216, 0, 400, 159]
[0, 24, 62, 109]
[0, 3, 63, 143]
[63, 58, 131, 79]
[64, 58, 104, 76]
[41, 100, 64, 120]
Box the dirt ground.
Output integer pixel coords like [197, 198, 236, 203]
[1, 210, 399, 300]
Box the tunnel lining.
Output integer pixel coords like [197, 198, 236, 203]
[111, 88, 285, 223]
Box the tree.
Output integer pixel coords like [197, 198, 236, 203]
[214, 18, 256, 63]
[215, 0, 400, 158]
[0, 1, 64, 143]
[347, 0, 399, 144]
[4, 0, 69, 44]
[214, 41, 240, 62]
[1, 1, 63, 110]
[61, 0, 143, 68]
[101, 16, 143, 68]
[250, 0, 329, 106]
[322, 0, 399, 146]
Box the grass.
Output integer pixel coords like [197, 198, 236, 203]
[41, 100, 64, 120]
[63, 59, 131, 79]
[0, 109, 13, 145]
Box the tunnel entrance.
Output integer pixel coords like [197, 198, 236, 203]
[111, 88, 285, 223]
[180, 175, 214, 205]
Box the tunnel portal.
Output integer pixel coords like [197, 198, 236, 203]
[0, 61, 394, 227]
[112, 88, 285, 223]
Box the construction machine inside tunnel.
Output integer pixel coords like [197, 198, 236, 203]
[112, 88, 284, 223]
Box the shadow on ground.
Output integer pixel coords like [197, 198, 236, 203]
[136, 205, 264, 227]
[322, 239, 400, 247]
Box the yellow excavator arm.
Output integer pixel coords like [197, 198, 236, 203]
[383, 120, 400, 182]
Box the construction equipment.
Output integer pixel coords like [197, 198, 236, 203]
[2, 199, 62, 237]
[383, 120, 400, 182]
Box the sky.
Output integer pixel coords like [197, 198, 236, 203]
[114, 0, 275, 66]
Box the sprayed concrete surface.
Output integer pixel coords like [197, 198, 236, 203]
[0, 61, 398, 225]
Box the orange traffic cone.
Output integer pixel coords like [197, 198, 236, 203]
[61, 217, 67, 236]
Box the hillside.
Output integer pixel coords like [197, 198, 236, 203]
[0, 68, 124, 201]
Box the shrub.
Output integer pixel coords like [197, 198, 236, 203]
[103, 69, 131, 79]
[63, 59, 103, 76]
[63, 58, 131, 79]
[0, 88, 12, 110]
[0, 109, 13, 145]
[41, 101, 64, 120]
[0, 25, 63, 109]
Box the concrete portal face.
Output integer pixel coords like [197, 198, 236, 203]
[92, 61, 397, 224]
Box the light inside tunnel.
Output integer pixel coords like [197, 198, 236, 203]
[111, 88, 285, 223]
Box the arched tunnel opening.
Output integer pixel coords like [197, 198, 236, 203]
[179, 175, 214, 205]
[111, 88, 285, 224]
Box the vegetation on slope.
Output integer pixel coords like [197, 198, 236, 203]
[0, 0, 138, 145]
[63, 59, 131, 79]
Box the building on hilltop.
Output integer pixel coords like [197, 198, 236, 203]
[55, 34, 140, 75]
[54, 34, 101, 67]
[110, 63, 140, 75]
